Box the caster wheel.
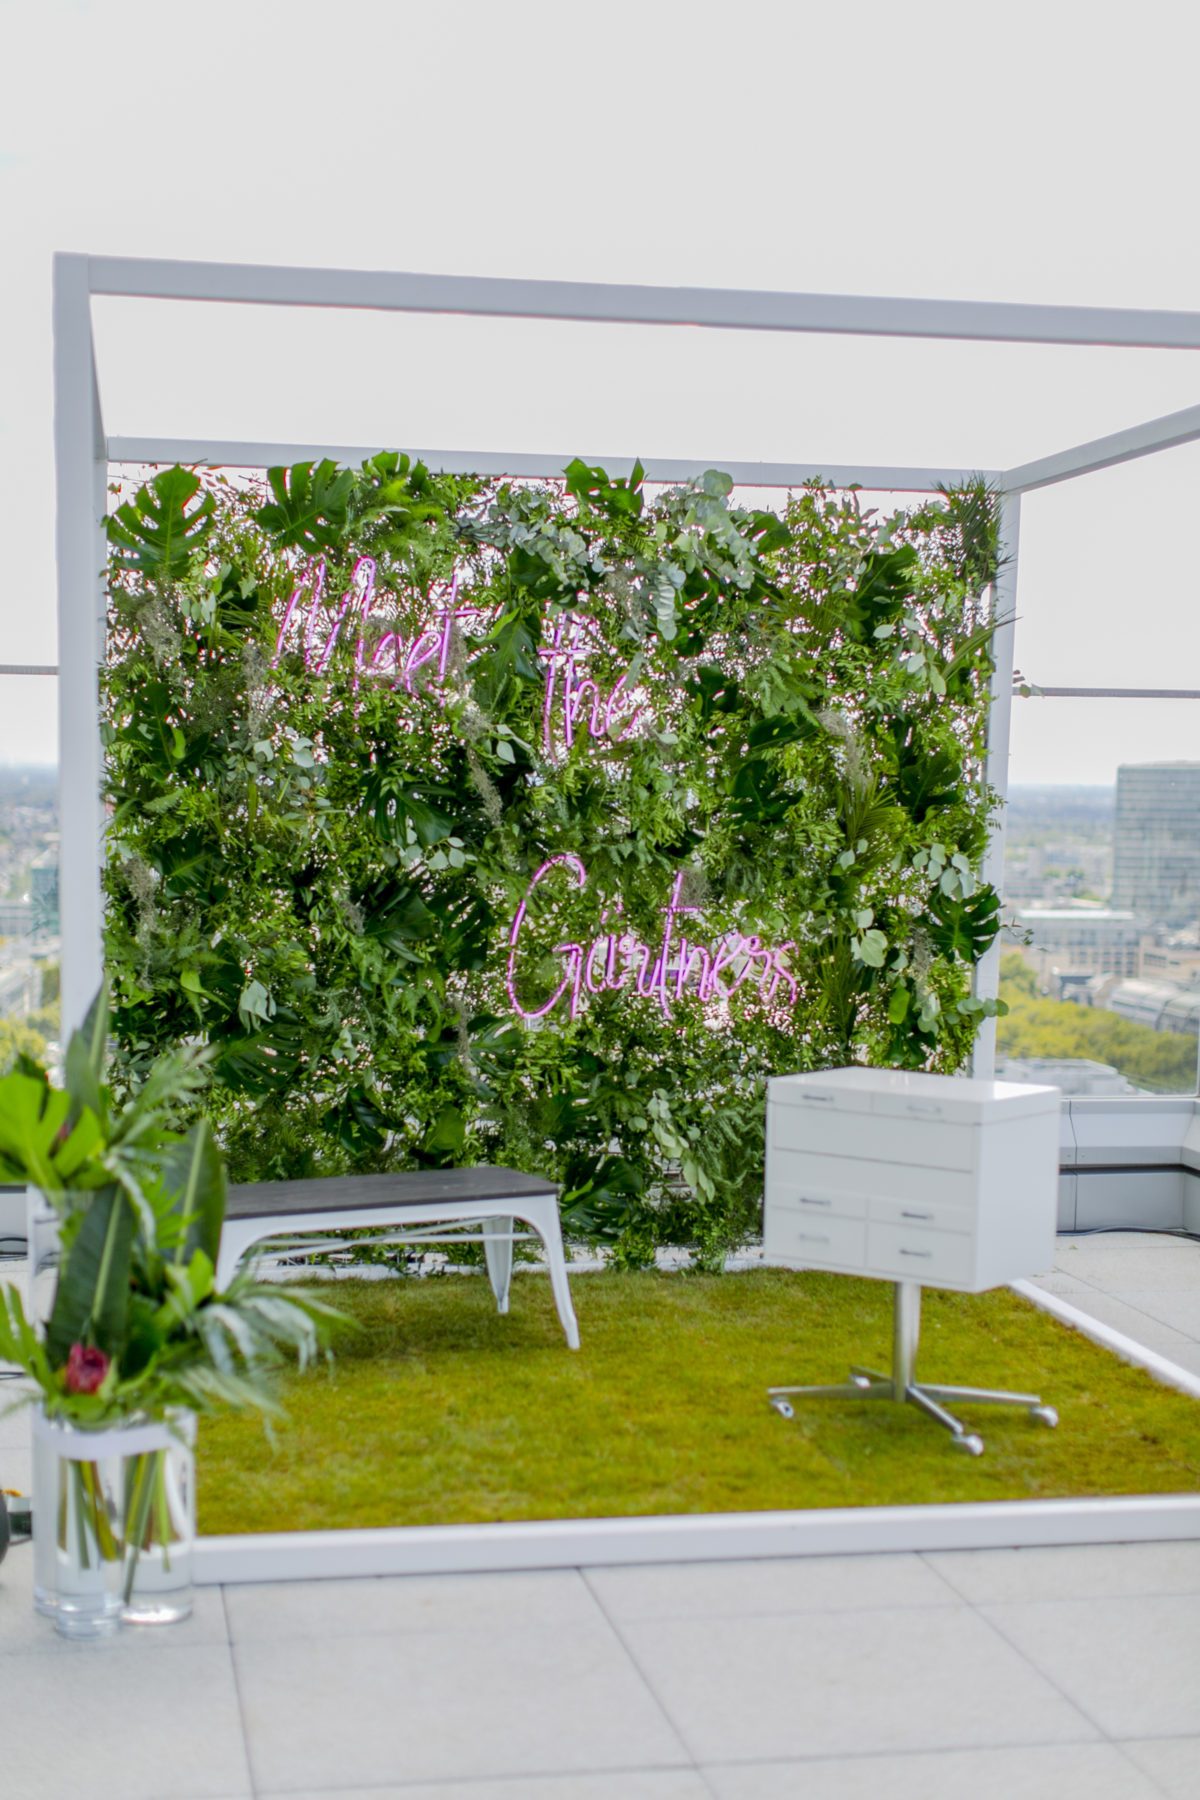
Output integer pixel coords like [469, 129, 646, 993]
[770, 1398, 795, 1420]
[1029, 1405, 1058, 1429]
[954, 1433, 985, 1457]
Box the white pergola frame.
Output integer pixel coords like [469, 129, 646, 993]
[53, 253, 1200, 1057]
[48, 254, 1200, 1571]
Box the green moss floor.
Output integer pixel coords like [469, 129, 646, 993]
[196, 1268, 1200, 1534]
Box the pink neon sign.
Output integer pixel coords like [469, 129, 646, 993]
[273, 562, 794, 1030]
[273, 563, 644, 758]
[505, 854, 798, 1024]
[273, 559, 477, 694]
[540, 615, 643, 756]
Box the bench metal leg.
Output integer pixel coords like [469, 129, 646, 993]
[521, 1196, 581, 1350]
[215, 1219, 267, 1291]
[481, 1215, 513, 1316]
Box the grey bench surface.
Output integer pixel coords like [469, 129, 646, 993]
[226, 1166, 558, 1221]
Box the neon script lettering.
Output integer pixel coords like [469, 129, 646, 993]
[273, 560, 477, 693]
[541, 615, 643, 757]
[506, 854, 798, 1024]
[273, 561, 646, 756]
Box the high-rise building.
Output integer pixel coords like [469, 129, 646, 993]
[1112, 763, 1200, 928]
[29, 847, 59, 940]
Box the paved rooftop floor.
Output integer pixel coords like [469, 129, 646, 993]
[2, 1231, 1198, 1799]
[1034, 1230, 1200, 1380]
[1, 1538, 1198, 1798]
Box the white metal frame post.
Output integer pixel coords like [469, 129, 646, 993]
[53, 253, 109, 1038]
[53, 254, 1200, 1055]
[971, 492, 1021, 1080]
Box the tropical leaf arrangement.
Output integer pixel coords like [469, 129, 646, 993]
[0, 989, 335, 1429]
[102, 456, 1006, 1267]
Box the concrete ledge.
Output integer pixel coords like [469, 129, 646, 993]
[1014, 1275, 1200, 1398]
[192, 1492, 1200, 1584]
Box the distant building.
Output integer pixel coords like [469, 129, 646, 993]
[0, 960, 39, 1018]
[29, 848, 59, 940]
[1112, 762, 1200, 928]
[0, 899, 32, 940]
[1085, 975, 1200, 1039]
[1140, 936, 1200, 982]
[995, 1055, 1138, 1096]
[1014, 908, 1143, 981]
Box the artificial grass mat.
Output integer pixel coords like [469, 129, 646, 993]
[196, 1268, 1200, 1534]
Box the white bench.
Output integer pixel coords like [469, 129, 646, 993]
[216, 1166, 581, 1349]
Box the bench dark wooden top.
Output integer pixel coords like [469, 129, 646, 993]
[226, 1166, 558, 1221]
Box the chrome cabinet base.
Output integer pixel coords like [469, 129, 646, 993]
[767, 1280, 1058, 1456]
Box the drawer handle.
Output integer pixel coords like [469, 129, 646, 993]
[795, 1232, 831, 1245]
[901, 1209, 932, 1221]
[905, 1101, 944, 1117]
[801, 1093, 835, 1105]
[798, 1195, 832, 1208]
[899, 1247, 933, 1259]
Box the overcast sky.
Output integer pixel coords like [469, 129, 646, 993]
[2, 0, 1199, 783]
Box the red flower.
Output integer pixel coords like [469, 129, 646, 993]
[64, 1344, 110, 1396]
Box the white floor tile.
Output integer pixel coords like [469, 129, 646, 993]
[0, 1539, 230, 1656]
[620, 1604, 1095, 1763]
[585, 1553, 956, 1622]
[1110, 1287, 1200, 1340]
[1037, 1269, 1097, 1297]
[235, 1614, 688, 1790]
[226, 1568, 602, 1644]
[1054, 1241, 1200, 1293]
[983, 1594, 1200, 1738]
[925, 1541, 1200, 1604]
[3, 1640, 252, 1799]
[260, 1775, 710, 1800]
[704, 1742, 1163, 1799]
[1037, 1289, 1200, 1372]
[1121, 1736, 1200, 1799]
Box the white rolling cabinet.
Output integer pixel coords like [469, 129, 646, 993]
[764, 1068, 1062, 1455]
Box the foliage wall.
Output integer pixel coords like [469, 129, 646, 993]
[103, 457, 1002, 1262]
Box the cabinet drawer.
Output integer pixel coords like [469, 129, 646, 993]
[765, 1210, 866, 1270]
[768, 1147, 976, 1211]
[869, 1194, 973, 1235]
[771, 1105, 976, 1172]
[866, 1223, 975, 1285]
[767, 1182, 867, 1222]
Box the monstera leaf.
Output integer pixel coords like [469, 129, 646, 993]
[356, 451, 442, 528]
[255, 460, 354, 552]
[107, 467, 215, 579]
[885, 722, 961, 822]
[727, 757, 798, 824]
[0, 1071, 103, 1190]
[362, 768, 457, 847]
[565, 457, 646, 520]
[928, 886, 1002, 963]
[841, 544, 919, 643]
[357, 875, 439, 954]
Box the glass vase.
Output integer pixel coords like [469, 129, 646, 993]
[32, 1409, 197, 1636]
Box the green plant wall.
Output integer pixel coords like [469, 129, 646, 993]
[102, 457, 1003, 1262]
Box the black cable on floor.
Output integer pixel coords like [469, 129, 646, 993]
[1060, 1225, 1200, 1243]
